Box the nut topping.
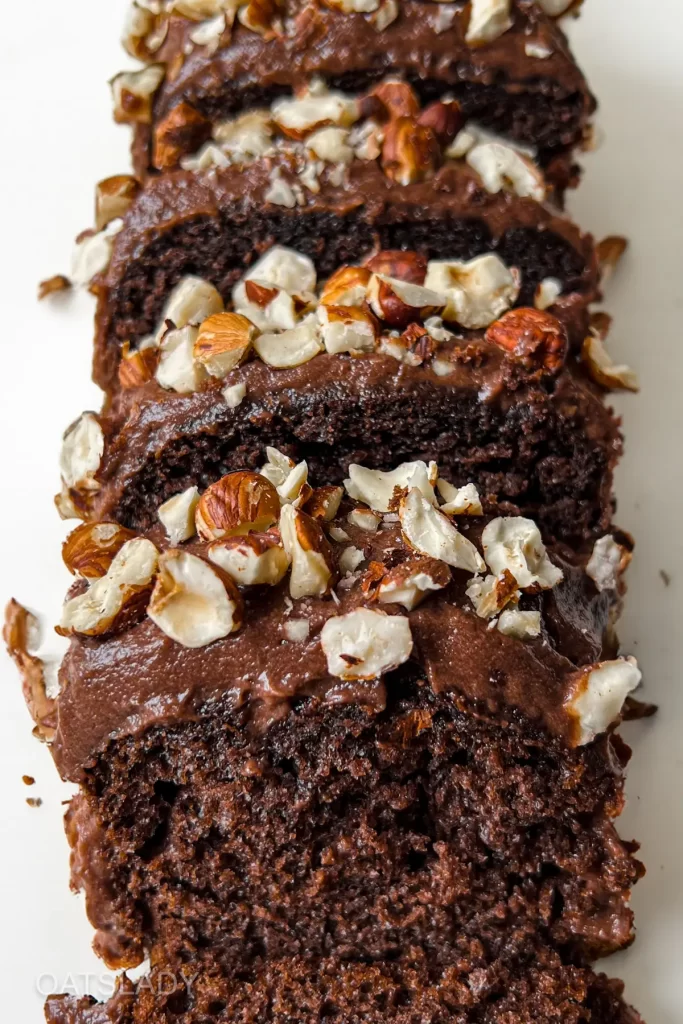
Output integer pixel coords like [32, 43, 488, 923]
[148, 550, 243, 648]
[271, 90, 359, 140]
[320, 607, 413, 680]
[537, 0, 575, 12]
[318, 304, 378, 354]
[481, 517, 563, 591]
[283, 619, 310, 642]
[399, 487, 486, 573]
[260, 447, 296, 489]
[119, 342, 159, 389]
[58, 539, 159, 637]
[3, 601, 56, 743]
[321, 0, 380, 11]
[122, 2, 156, 59]
[465, 0, 512, 46]
[466, 569, 520, 618]
[381, 117, 440, 185]
[566, 657, 641, 746]
[586, 534, 633, 593]
[367, 274, 445, 329]
[212, 109, 274, 160]
[237, 0, 284, 37]
[347, 508, 382, 532]
[112, 65, 165, 125]
[320, 265, 371, 306]
[370, 81, 420, 121]
[95, 175, 139, 231]
[157, 487, 201, 545]
[345, 461, 437, 512]
[60, 413, 104, 492]
[62, 523, 137, 579]
[38, 275, 71, 301]
[467, 141, 545, 201]
[196, 472, 281, 540]
[497, 609, 542, 640]
[424, 254, 520, 329]
[534, 277, 562, 311]
[156, 325, 207, 393]
[157, 276, 224, 343]
[153, 102, 211, 170]
[253, 317, 324, 367]
[339, 546, 365, 574]
[307, 127, 354, 164]
[71, 221, 123, 287]
[193, 313, 257, 377]
[208, 532, 290, 586]
[582, 333, 639, 392]
[279, 505, 338, 598]
[365, 250, 427, 285]
[276, 459, 310, 505]
[485, 308, 567, 375]
[223, 381, 247, 408]
[172, 0, 232, 18]
[304, 486, 344, 521]
[377, 557, 451, 610]
[436, 480, 483, 515]
[236, 246, 317, 298]
[596, 236, 628, 284]
[417, 101, 464, 146]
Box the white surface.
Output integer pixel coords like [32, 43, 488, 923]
[0, 1, 681, 1020]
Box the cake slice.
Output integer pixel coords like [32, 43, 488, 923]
[17, 459, 643, 979]
[62, 240, 620, 544]
[117, 0, 594, 183]
[44, 950, 644, 1024]
[83, 106, 602, 394]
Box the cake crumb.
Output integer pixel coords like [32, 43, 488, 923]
[26, 797, 42, 808]
[22, 775, 35, 786]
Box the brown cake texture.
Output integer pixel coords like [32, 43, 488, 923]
[45, 950, 644, 1024]
[117, 0, 595, 181]
[18, 456, 644, 1003]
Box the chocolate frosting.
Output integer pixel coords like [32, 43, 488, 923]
[131, 0, 594, 175]
[52, 510, 618, 781]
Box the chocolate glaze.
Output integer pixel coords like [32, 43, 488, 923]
[94, 157, 599, 392]
[52, 510, 618, 781]
[132, 0, 595, 175]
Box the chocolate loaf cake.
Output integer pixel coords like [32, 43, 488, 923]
[6, 4, 651, 1023]
[85, 120, 602, 393]
[24, 459, 643, 983]
[61, 243, 620, 544]
[118, 0, 594, 181]
[45, 950, 644, 1024]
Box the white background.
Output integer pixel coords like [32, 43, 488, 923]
[0, 1, 681, 1019]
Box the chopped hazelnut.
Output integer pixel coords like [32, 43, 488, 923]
[320, 607, 413, 679]
[148, 550, 243, 647]
[481, 517, 563, 591]
[58, 539, 159, 637]
[62, 522, 137, 579]
[196, 472, 281, 540]
[425, 254, 520, 329]
[399, 488, 485, 573]
[158, 487, 200, 545]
